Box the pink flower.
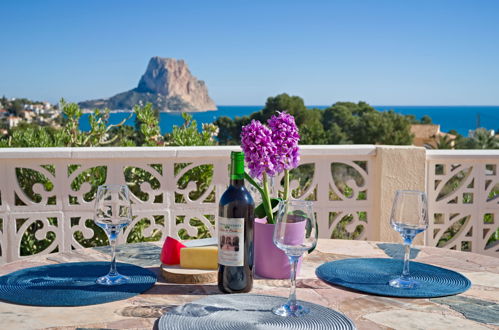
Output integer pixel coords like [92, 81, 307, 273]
[240, 120, 278, 180]
[267, 111, 300, 172]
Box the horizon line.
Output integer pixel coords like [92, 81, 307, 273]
[217, 104, 499, 107]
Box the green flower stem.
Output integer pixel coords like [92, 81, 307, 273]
[283, 169, 290, 200]
[244, 172, 264, 197]
[244, 172, 274, 223]
[262, 172, 274, 224]
[243, 172, 273, 223]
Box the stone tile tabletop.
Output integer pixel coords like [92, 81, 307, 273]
[0, 239, 498, 329]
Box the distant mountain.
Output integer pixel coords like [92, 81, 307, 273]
[79, 57, 217, 112]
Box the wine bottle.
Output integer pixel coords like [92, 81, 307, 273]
[218, 151, 254, 293]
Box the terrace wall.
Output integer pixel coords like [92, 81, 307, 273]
[0, 146, 497, 263]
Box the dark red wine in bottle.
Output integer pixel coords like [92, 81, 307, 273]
[218, 151, 254, 293]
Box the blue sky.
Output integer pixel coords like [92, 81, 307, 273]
[0, 0, 498, 105]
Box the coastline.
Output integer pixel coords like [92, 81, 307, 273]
[80, 108, 217, 114]
[77, 105, 499, 136]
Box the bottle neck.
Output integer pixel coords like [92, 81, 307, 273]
[230, 178, 245, 187]
[230, 155, 245, 182]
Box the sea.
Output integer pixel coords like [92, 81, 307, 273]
[79, 105, 499, 137]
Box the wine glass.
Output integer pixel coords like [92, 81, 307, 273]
[93, 184, 133, 285]
[388, 190, 428, 289]
[272, 199, 317, 317]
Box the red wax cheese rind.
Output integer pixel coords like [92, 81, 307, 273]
[161, 236, 187, 265]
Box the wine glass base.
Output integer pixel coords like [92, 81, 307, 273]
[96, 274, 130, 286]
[272, 303, 310, 317]
[389, 277, 419, 289]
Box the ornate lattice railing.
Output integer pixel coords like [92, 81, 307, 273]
[0, 146, 376, 263]
[2, 146, 497, 263]
[426, 150, 499, 257]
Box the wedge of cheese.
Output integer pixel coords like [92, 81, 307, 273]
[180, 246, 218, 270]
[160, 236, 186, 265]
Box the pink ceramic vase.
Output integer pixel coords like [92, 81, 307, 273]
[253, 217, 304, 279]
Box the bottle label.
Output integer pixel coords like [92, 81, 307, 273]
[218, 216, 244, 266]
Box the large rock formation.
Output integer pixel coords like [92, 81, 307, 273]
[79, 57, 217, 111]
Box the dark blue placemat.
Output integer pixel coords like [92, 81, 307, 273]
[158, 294, 356, 330]
[316, 258, 471, 298]
[0, 261, 156, 306]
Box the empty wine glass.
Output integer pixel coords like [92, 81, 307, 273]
[94, 184, 132, 285]
[272, 199, 317, 317]
[389, 190, 428, 289]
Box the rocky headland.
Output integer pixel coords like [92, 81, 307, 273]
[79, 57, 217, 112]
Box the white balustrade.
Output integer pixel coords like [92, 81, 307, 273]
[0, 146, 375, 263]
[0, 146, 497, 263]
[426, 150, 499, 257]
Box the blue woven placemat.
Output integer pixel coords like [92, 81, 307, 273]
[316, 258, 471, 298]
[0, 261, 156, 306]
[158, 294, 356, 330]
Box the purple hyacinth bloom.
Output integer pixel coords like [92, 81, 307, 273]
[267, 111, 300, 172]
[240, 120, 278, 179]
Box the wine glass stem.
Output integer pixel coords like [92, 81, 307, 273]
[107, 228, 119, 277]
[287, 255, 299, 310]
[402, 241, 412, 279]
[108, 238, 118, 276]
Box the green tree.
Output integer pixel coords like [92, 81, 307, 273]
[435, 135, 454, 149]
[165, 112, 218, 146]
[357, 110, 413, 145]
[107, 125, 137, 146]
[215, 94, 315, 145]
[469, 128, 499, 149]
[58, 99, 132, 147]
[323, 102, 361, 143]
[214, 115, 251, 145]
[0, 123, 64, 147]
[420, 115, 433, 124]
[257, 94, 308, 125]
[299, 108, 328, 144]
[215, 97, 415, 145]
[322, 102, 413, 145]
[134, 103, 162, 146]
[7, 99, 24, 116]
[454, 128, 499, 149]
[0, 96, 8, 107]
[213, 116, 238, 145]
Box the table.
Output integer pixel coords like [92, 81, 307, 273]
[0, 239, 498, 330]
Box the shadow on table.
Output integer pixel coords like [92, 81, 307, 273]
[152, 301, 285, 330]
[145, 283, 221, 296]
[377, 243, 420, 259]
[93, 243, 162, 268]
[143, 266, 221, 296]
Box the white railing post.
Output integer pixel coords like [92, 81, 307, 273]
[4, 159, 19, 263]
[371, 146, 427, 244]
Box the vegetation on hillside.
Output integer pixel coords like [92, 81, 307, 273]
[215, 94, 416, 145]
[2, 93, 498, 149]
[0, 96, 52, 117]
[450, 128, 499, 149]
[0, 99, 218, 148]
